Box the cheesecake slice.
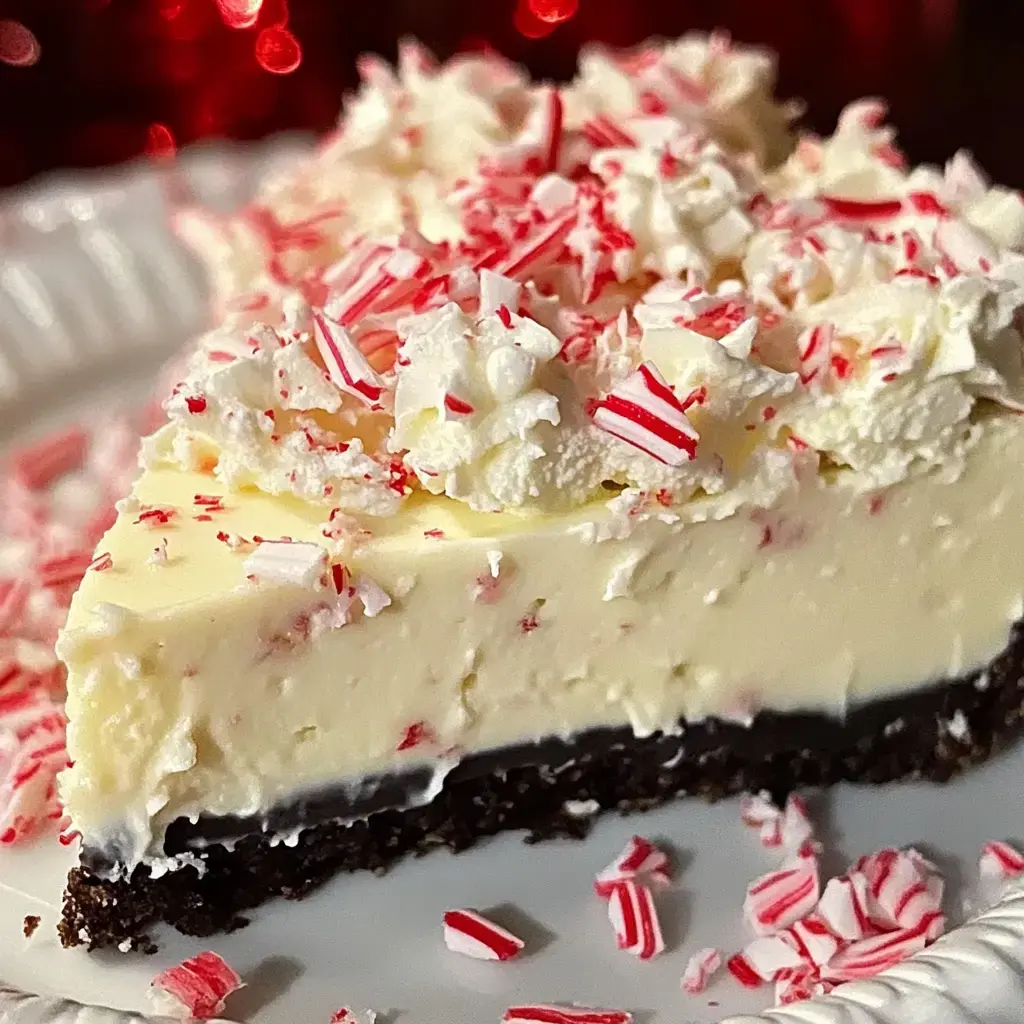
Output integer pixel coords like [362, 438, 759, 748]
[57, 35, 1024, 950]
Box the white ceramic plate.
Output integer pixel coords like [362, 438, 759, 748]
[1, 152, 1024, 1024]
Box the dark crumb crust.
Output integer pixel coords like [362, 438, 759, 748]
[60, 622, 1024, 951]
[22, 915, 40, 939]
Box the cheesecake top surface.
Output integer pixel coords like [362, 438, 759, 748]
[155, 31, 1024, 547]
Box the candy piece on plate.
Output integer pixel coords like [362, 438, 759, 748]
[149, 952, 243, 1020]
[681, 948, 721, 993]
[442, 909, 526, 961]
[606, 878, 665, 959]
[502, 1006, 632, 1024]
[594, 835, 671, 898]
[743, 843, 820, 936]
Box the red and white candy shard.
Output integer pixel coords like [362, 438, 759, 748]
[740, 790, 784, 847]
[739, 791, 814, 851]
[10, 428, 89, 491]
[353, 576, 391, 618]
[816, 873, 872, 941]
[0, 415, 151, 846]
[243, 540, 328, 588]
[312, 309, 386, 409]
[730, 934, 806, 983]
[149, 951, 243, 1020]
[820, 921, 932, 983]
[853, 847, 944, 933]
[681, 948, 721, 994]
[591, 361, 699, 466]
[606, 878, 665, 960]
[479, 269, 522, 318]
[980, 840, 1024, 881]
[502, 1006, 632, 1024]
[935, 217, 999, 274]
[778, 917, 841, 968]
[330, 1010, 377, 1024]
[797, 322, 836, 386]
[0, 701, 68, 845]
[442, 908, 525, 961]
[743, 845, 820, 936]
[779, 794, 814, 851]
[775, 969, 832, 1006]
[594, 834, 672, 897]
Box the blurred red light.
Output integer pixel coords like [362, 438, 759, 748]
[255, 25, 302, 74]
[0, 20, 41, 68]
[528, 0, 579, 25]
[145, 122, 177, 161]
[514, 2, 556, 39]
[215, 0, 264, 30]
[158, 0, 185, 20]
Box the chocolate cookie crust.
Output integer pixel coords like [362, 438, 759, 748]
[60, 622, 1024, 951]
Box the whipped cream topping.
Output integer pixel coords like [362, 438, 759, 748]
[585, 135, 759, 283]
[390, 302, 562, 512]
[174, 43, 531, 312]
[144, 319, 402, 516]
[159, 34, 1024, 541]
[176, 32, 795, 313]
[562, 31, 797, 166]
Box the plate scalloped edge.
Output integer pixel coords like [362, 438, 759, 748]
[3, 881, 1024, 1024]
[0, 984, 232, 1024]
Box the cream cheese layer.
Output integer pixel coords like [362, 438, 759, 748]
[58, 415, 1024, 868]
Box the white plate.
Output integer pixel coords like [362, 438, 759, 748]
[1, 152, 1024, 1024]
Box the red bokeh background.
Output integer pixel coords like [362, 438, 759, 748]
[0, 0, 1021, 188]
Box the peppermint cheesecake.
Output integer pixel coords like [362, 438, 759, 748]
[57, 34, 1024, 951]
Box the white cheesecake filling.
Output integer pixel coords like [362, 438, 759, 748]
[59, 415, 1024, 870]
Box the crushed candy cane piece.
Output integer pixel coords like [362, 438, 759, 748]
[147, 538, 169, 566]
[594, 835, 672, 897]
[606, 879, 665, 959]
[779, 794, 814, 851]
[8, 427, 89, 491]
[36, 552, 94, 590]
[740, 790, 782, 847]
[743, 845, 820, 936]
[134, 504, 178, 527]
[980, 840, 1024, 881]
[0, 700, 68, 845]
[330, 1010, 377, 1024]
[726, 952, 768, 988]
[681, 948, 721, 993]
[733, 934, 805, 982]
[816, 873, 872, 941]
[852, 847, 943, 933]
[503, 1006, 632, 1024]
[740, 791, 813, 850]
[479, 270, 522, 318]
[150, 951, 243, 1019]
[353, 576, 391, 617]
[778, 917, 841, 968]
[820, 921, 932, 982]
[591, 362, 699, 466]
[313, 309, 386, 409]
[443, 908, 525, 961]
[775, 968, 832, 1006]
[243, 540, 328, 587]
[396, 720, 434, 751]
[88, 552, 113, 573]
